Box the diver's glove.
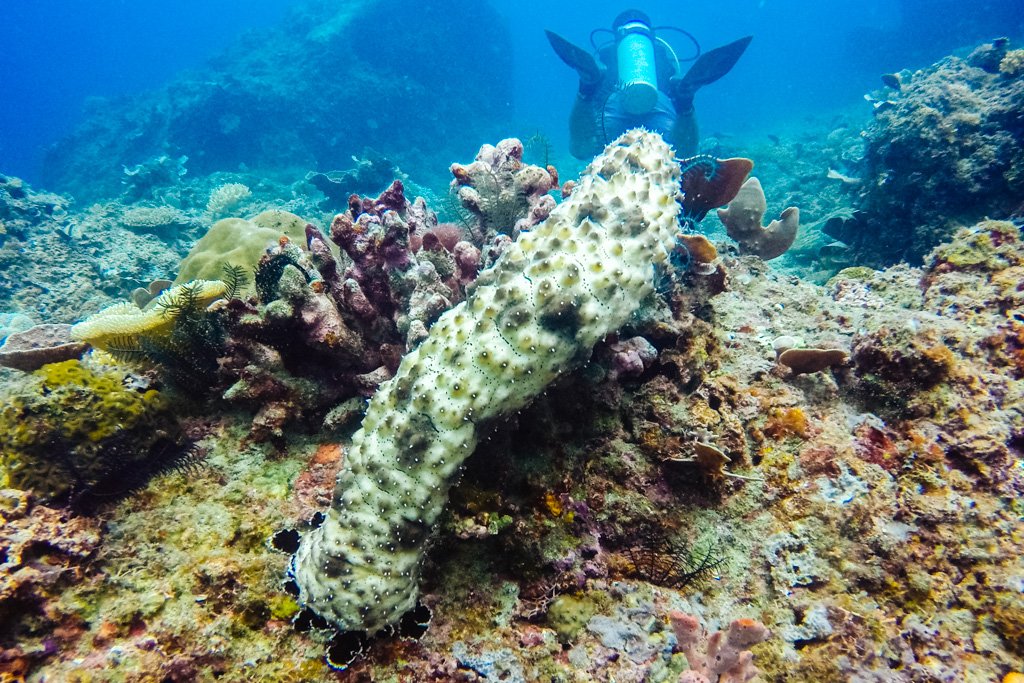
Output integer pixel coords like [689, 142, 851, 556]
[546, 30, 604, 97]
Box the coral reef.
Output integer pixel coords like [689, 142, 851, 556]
[4, 198, 1022, 682]
[0, 173, 195, 324]
[3, 33, 1023, 676]
[290, 131, 752, 635]
[206, 183, 252, 218]
[0, 359, 190, 508]
[449, 138, 558, 241]
[839, 39, 1024, 265]
[0, 488, 102, 677]
[119, 205, 194, 235]
[327, 180, 473, 346]
[173, 210, 310, 293]
[306, 150, 404, 211]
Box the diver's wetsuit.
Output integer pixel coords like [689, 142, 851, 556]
[569, 40, 699, 159]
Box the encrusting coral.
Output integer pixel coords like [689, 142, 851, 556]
[716, 177, 799, 260]
[290, 131, 753, 635]
[0, 359, 188, 507]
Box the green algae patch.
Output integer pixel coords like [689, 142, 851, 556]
[546, 593, 601, 644]
[268, 594, 301, 621]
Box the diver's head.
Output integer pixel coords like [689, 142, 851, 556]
[612, 9, 658, 115]
[612, 9, 652, 33]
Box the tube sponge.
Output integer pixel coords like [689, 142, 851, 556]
[290, 130, 684, 633]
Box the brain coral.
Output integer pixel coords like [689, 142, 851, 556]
[174, 210, 310, 292]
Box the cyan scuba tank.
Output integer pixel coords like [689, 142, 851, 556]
[614, 10, 659, 115]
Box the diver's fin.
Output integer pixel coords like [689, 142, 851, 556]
[674, 36, 753, 105]
[545, 30, 602, 86]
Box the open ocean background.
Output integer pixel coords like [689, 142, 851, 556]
[3, 0, 1022, 184]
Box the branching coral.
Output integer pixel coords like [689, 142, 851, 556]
[449, 138, 557, 241]
[206, 182, 252, 217]
[328, 180, 481, 347]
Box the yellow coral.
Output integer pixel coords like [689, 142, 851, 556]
[0, 360, 172, 501]
[33, 360, 165, 442]
[543, 491, 563, 517]
[70, 279, 227, 351]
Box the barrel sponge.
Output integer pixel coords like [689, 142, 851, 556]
[70, 279, 227, 351]
[290, 131, 682, 633]
[174, 210, 309, 291]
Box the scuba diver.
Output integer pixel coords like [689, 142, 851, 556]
[546, 10, 752, 159]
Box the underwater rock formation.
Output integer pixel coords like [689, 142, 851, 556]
[290, 131, 752, 634]
[40, 0, 515, 200]
[839, 39, 1024, 265]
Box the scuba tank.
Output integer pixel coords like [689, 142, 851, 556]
[614, 9, 659, 115]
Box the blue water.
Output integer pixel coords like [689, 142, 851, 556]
[1, 0, 1022, 184]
